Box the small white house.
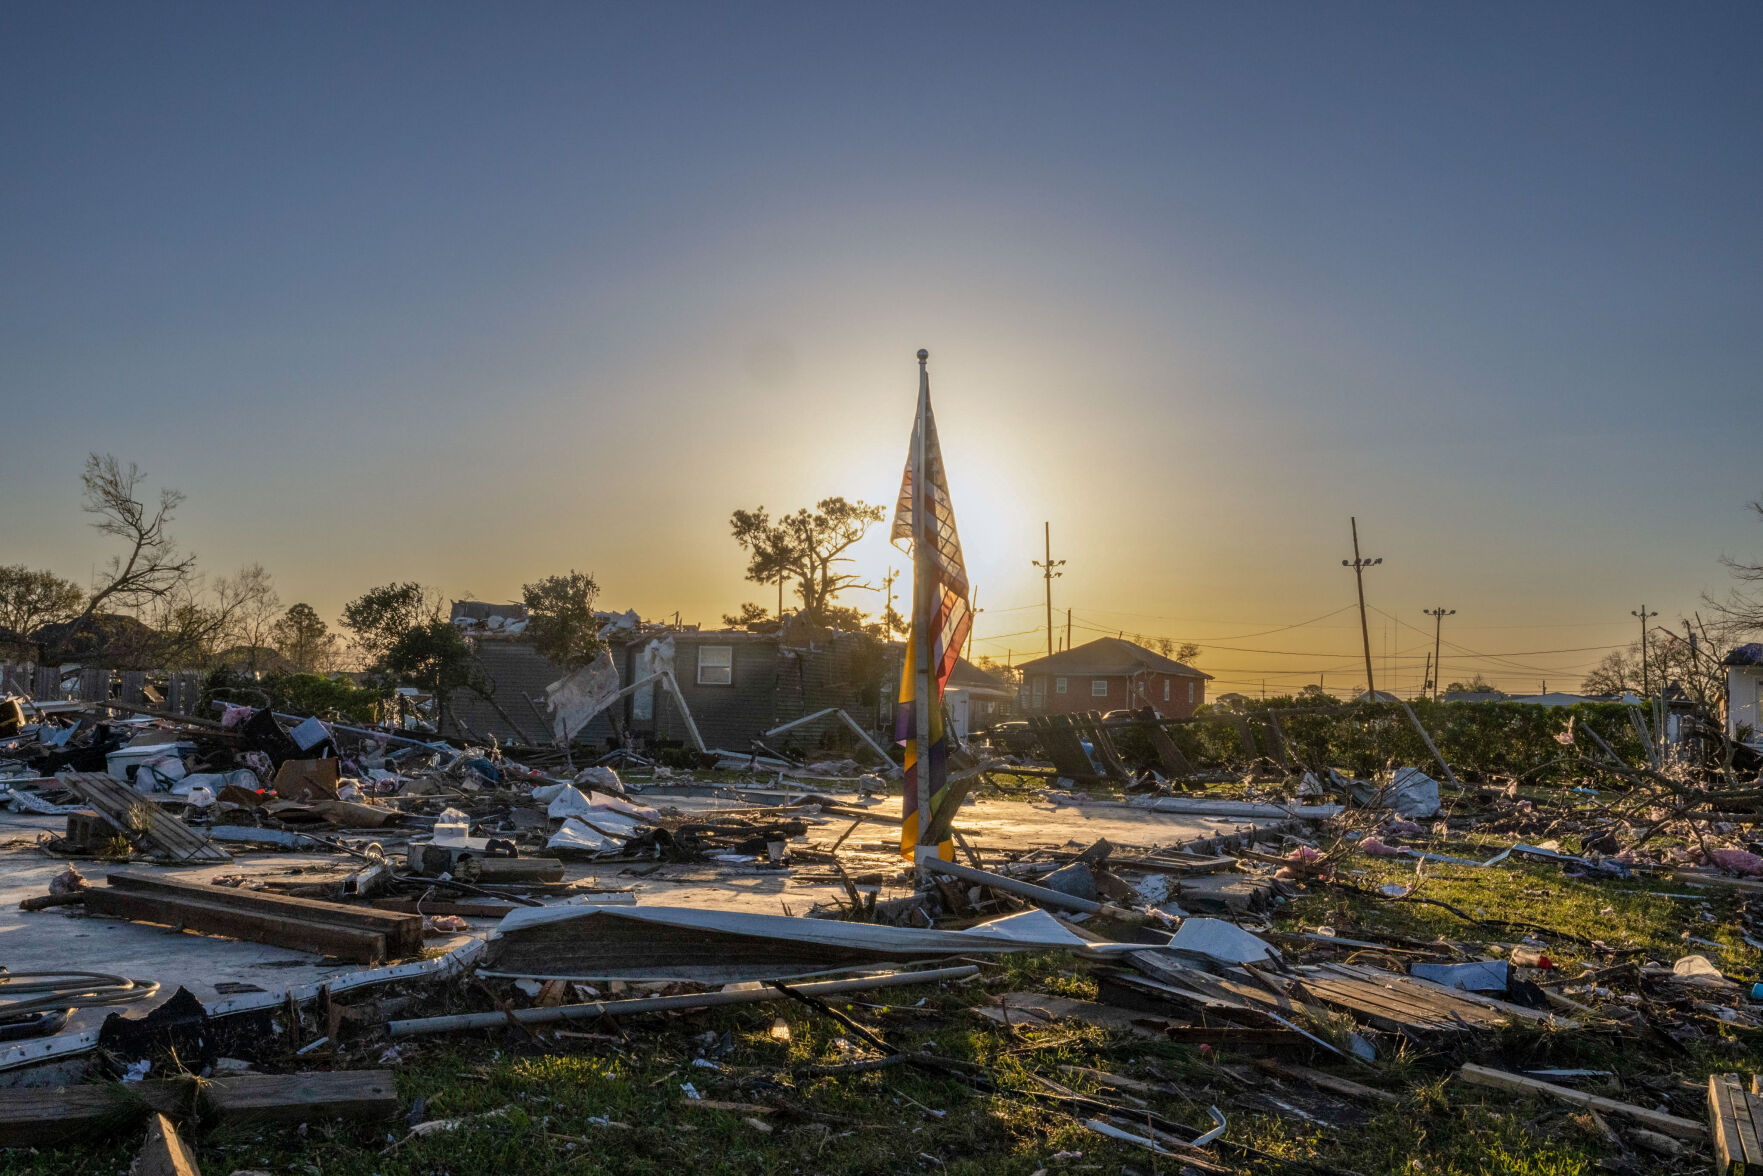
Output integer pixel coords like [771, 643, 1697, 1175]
[1724, 644, 1763, 748]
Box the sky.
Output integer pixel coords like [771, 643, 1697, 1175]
[2, 3, 1760, 696]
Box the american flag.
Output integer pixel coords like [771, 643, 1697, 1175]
[892, 351, 972, 858]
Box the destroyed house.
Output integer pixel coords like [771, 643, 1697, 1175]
[1016, 637, 1210, 719]
[443, 619, 894, 754]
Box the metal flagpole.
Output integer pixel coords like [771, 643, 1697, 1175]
[913, 348, 934, 870]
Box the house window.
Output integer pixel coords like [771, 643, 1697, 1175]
[1163, 680, 1170, 702]
[1186, 680, 1195, 705]
[696, 645, 733, 685]
[1032, 679, 1047, 708]
[1055, 677, 1068, 695]
[1091, 678, 1109, 697]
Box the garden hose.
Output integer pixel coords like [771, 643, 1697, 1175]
[0, 971, 161, 1019]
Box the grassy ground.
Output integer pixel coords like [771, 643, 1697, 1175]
[8, 832, 1762, 1174]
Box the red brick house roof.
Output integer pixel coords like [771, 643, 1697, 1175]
[1016, 637, 1211, 680]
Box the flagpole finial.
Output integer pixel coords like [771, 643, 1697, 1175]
[916, 348, 928, 363]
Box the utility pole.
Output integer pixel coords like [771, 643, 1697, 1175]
[1421, 651, 1433, 700]
[1632, 605, 1658, 695]
[1066, 608, 1072, 651]
[965, 585, 982, 663]
[1342, 517, 1382, 700]
[1032, 522, 1064, 659]
[882, 567, 898, 636]
[1423, 607, 1454, 701]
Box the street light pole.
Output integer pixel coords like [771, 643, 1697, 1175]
[1632, 605, 1658, 695]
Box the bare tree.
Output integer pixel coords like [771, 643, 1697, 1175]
[55, 455, 197, 656]
[1712, 495, 1763, 632]
[224, 564, 281, 671]
[143, 566, 278, 668]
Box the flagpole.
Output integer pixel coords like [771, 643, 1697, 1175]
[913, 348, 934, 872]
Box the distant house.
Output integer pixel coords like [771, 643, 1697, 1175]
[443, 613, 894, 754]
[1016, 638, 1210, 718]
[1354, 689, 1405, 703]
[1724, 644, 1763, 748]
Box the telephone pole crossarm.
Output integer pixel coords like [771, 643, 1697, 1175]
[1031, 521, 1065, 660]
[1343, 517, 1383, 700]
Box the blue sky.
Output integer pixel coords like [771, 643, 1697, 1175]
[3, 4, 1759, 692]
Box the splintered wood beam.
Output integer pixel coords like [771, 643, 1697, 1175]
[1458, 1064, 1704, 1140]
[129, 1113, 201, 1176]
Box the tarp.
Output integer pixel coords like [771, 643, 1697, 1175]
[544, 651, 620, 743]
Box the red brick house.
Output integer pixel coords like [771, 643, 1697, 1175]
[1017, 637, 1210, 719]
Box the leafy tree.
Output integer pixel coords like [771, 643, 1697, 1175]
[521, 571, 606, 670]
[1444, 674, 1496, 694]
[340, 583, 489, 731]
[340, 582, 440, 666]
[729, 497, 884, 626]
[271, 603, 340, 673]
[721, 602, 773, 630]
[0, 566, 83, 638]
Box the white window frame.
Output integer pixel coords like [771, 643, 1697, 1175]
[696, 644, 733, 686]
[1163, 679, 1171, 702]
[1091, 678, 1109, 698]
[1186, 680, 1195, 705]
[1055, 676, 1068, 695]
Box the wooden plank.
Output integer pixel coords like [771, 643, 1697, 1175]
[0, 1071, 397, 1146]
[1319, 962, 1569, 1027]
[203, 1069, 398, 1123]
[83, 887, 389, 964]
[1709, 1072, 1763, 1174]
[107, 871, 423, 957]
[1077, 712, 1134, 782]
[1143, 723, 1195, 776]
[1251, 1059, 1399, 1105]
[1296, 978, 1460, 1032]
[130, 1113, 201, 1176]
[1459, 1064, 1704, 1140]
[58, 772, 231, 864]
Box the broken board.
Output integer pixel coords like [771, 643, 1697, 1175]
[0, 1070, 398, 1146]
[1709, 1072, 1763, 1173]
[57, 772, 230, 864]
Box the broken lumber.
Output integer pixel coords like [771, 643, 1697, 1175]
[129, 1113, 201, 1176]
[389, 964, 977, 1037]
[1708, 1072, 1763, 1174]
[0, 1070, 398, 1147]
[1458, 1064, 1704, 1140]
[82, 871, 424, 964]
[56, 772, 230, 864]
